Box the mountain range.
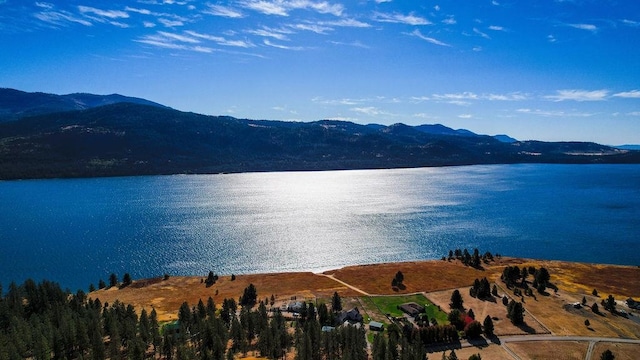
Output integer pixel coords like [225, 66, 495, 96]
[0, 88, 638, 180]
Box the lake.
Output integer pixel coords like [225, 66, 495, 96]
[1, 164, 639, 291]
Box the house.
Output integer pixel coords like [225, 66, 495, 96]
[336, 307, 364, 325]
[287, 301, 305, 313]
[398, 302, 425, 316]
[369, 321, 384, 331]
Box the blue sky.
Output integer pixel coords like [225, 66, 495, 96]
[1, 0, 639, 144]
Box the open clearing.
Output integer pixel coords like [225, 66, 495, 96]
[90, 257, 640, 359]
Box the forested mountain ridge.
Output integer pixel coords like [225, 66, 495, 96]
[0, 88, 166, 123]
[0, 100, 638, 180]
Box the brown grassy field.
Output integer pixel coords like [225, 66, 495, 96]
[325, 260, 494, 294]
[430, 344, 512, 360]
[507, 341, 588, 360]
[91, 272, 359, 322]
[90, 257, 640, 343]
[592, 342, 640, 360]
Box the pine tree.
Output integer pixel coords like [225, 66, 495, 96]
[450, 289, 464, 309]
[483, 315, 494, 337]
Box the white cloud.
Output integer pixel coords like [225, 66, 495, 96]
[110, 21, 129, 28]
[239, 0, 343, 17]
[136, 32, 214, 53]
[34, 11, 93, 26]
[78, 6, 129, 19]
[158, 18, 184, 27]
[545, 89, 608, 102]
[458, 114, 472, 119]
[375, 0, 392, 3]
[442, 16, 456, 25]
[323, 18, 371, 28]
[410, 29, 450, 46]
[143, 21, 156, 28]
[488, 25, 505, 31]
[263, 39, 304, 50]
[157, 31, 199, 43]
[241, 0, 288, 16]
[186, 30, 255, 48]
[329, 40, 370, 48]
[35, 2, 54, 9]
[289, 23, 332, 34]
[629, 112, 640, 116]
[621, 19, 640, 27]
[125, 7, 152, 15]
[568, 23, 597, 32]
[473, 27, 490, 39]
[246, 26, 292, 40]
[373, 12, 431, 25]
[613, 90, 640, 98]
[548, 34, 557, 43]
[204, 4, 244, 18]
[351, 106, 385, 116]
[516, 108, 594, 117]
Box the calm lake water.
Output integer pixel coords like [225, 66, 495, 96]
[1, 164, 639, 291]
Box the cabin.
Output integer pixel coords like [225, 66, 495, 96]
[398, 302, 425, 316]
[336, 307, 364, 325]
[369, 321, 384, 331]
[287, 301, 305, 313]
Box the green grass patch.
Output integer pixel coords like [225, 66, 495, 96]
[368, 294, 448, 325]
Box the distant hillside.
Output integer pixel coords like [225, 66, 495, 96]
[0, 88, 166, 122]
[0, 101, 638, 180]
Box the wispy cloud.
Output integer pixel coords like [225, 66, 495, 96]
[621, 19, 640, 27]
[125, 7, 152, 15]
[185, 30, 255, 48]
[351, 106, 393, 116]
[373, 12, 431, 25]
[246, 26, 293, 40]
[239, 0, 344, 17]
[204, 4, 244, 18]
[409, 29, 450, 46]
[473, 27, 490, 39]
[516, 108, 595, 117]
[613, 90, 640, 98]
[567, 23, 597, 32]
[263, 39, 304, 50]
[328, 40, 370, 48]
[488, 25, 506, 31]
[136, 31, 214, 53]
[78, 6, 129, 19]
[158, 18, 184, 27]
[34, 10, 93, 27]
[458, 114, 473, 119]
[442, 16, 456, 25]
[545, 89, 608, 102]
[289, 23, 332, 34]
[322, 18, 371, 28]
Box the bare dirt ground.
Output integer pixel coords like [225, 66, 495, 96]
[507, 341, 588, 360]
[592, 342, 640, 360]
[430, 344, 513, 360]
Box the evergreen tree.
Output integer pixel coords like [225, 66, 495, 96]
[98, 279, 106, 289]
[122, 273, 132, 287]
[109, 273, 118, 288]
[450, 289, 464, 309]
[240, 284, 258, 308]
[483, 315, 494, 337]
[331, 292, 342, 313]
[600, 349, 615, 360]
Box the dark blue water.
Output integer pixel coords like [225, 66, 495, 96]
[1, 164, 639, 292]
